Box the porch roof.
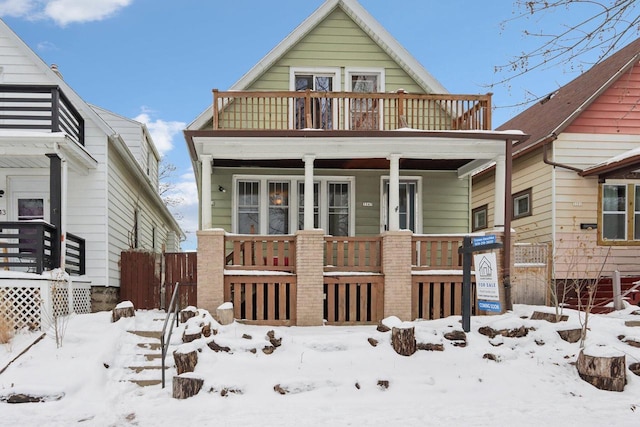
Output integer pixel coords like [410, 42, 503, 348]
[0, 130, 97, 173]
[185, 128, 528, 178]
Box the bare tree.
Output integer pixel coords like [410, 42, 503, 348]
[494, 0, 639, 101]
[159, 157, 184, 208]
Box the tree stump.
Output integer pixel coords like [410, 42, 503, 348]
[557, 328, 582, 343]
[179, 308, 196, 324]
[216, 303, 234, 325]
[111, 303, 135, 322]
[391, 326, 416, 356]
[182, 330, 201, 343]
[576, 349, 625, 392]
[172, 375, 204, 399]
[530, 311, 567, 323]
[173, 348, 198, 375]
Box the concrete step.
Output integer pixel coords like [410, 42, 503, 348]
[129, 379, 162, 387]
[128, 330, 162, 340]
[137, 343, 162, 351]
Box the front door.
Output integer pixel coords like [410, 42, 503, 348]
[8, 177, 49, 223]
[382, 179, 419, 232]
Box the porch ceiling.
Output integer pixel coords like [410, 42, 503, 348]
[188, 130, 527, 163]
[0, 131, 97, 173]
[209, 158, 472, 170]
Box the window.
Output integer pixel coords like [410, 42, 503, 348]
[234, 176, 353, 235]
[291, 68, 339, 130]
[472, 204, 488, 231]
[346, 68, 384, 130]
[298, 182, 319, 230]
[602, 184, 626, 240]
[512, 188, 532, 220]
[238, 180, 260, 234]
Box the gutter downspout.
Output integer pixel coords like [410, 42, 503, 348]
[542, 135, 584, 173]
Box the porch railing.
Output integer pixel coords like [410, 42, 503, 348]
[0, 85, 85, 146]
[0, 222, 86, 276]
[224, 234, 296, 273]
[411, 234, 465, 270]
[213, 89, 492, 131]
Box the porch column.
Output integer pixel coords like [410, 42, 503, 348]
[295, 229, 325, 326]
[303, 155, 315, 230]
[388, 154, 401, 231]
[200, 154, 213, 229]
[494, 155, 506, 227]
[382, 230, 413, 320]
[197, 228, 226, 315]
[60, 157, 68, 270]
[46, 153, 62, 269]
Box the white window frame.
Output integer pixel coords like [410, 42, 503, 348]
[379, 176, 422, 233]
[232, 175, 355, 235]
[289, 67, 341, 130]
[7, 176, 50, 222]
[345, 67, 385, 130]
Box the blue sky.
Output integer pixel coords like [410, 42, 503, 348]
[0, 0, 623, 249]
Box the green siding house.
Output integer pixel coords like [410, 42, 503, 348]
[184, 0, 526, 326]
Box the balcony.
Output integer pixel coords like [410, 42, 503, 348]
[0, 222, 85, 276]
[0, 85, 85, 146]
[212, 89, 491, 131]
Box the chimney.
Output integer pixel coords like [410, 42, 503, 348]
[50, 64, 63, 79]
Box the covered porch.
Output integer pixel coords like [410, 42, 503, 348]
[188, 127, 527, 324]
[0, 84, 96, 276]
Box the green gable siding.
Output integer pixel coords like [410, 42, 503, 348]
[247, 8, 424, 94]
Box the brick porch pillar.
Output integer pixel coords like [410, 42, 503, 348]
[382, 230, 413, 321]
[295, 229, 325, 326]
[196, 228, 226, 314]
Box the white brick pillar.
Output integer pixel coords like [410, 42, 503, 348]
[197, 228, 225, 314]
[382, 230, 413, 320]
[295, 229, 325, 326]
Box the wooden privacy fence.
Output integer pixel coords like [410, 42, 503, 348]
[120, 250, 197, 310]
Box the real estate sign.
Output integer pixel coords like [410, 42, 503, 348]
[473, 252, 501, 312]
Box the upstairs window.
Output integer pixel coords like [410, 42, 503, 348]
[293, 71, 336, 129]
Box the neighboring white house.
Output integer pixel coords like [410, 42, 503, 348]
[0, 18, 183, 318]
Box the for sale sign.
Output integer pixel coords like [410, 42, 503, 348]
[473, 252, 501, 312]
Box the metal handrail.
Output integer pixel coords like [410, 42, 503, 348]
[161, 282, 181, 389]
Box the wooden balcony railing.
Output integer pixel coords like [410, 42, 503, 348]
[212, 89, 491, 131]
[324, 236, 382, 273]
[0, 222, 86, 276]
[411, 235, 466, 270]
[0, 85, 85, 146]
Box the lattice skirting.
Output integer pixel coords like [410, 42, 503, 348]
[0, 280, 92, 331]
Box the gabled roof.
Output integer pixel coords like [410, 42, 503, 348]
[497, 37, 640, 155]
[187, 0, 448, 130]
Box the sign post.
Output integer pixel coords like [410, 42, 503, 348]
[458, 235, 503, 332]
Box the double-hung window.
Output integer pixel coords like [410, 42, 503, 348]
[234, 176, 354, 236]
[346, 68, 384, 130]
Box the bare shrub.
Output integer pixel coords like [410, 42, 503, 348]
[0, 312, 14, 345]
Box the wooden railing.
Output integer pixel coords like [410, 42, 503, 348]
[324, 236, 382, 273]
[411, 235, 466, 270]
[0, 85, 85, 146]
[225, 235, 296, 273]
[212, 89, 491, 131]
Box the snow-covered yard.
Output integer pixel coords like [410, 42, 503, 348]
[1, 304, 640, 426]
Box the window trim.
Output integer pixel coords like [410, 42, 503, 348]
[472, 204, 489, 231]
[512, 188, 532, 220]
[232, 174, 355, 236]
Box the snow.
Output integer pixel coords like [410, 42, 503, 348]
[1, 305, 640, 426]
